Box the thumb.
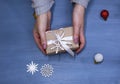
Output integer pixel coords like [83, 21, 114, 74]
[73, 26, 79, 44]
[39, 30, 47, 49]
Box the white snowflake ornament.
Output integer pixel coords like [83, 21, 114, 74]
[26, 61, 38, 75]
[94, 53, 104, 63]
[40, 64, 54, 77]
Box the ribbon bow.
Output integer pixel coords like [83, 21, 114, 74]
[47, 28, 74, 56]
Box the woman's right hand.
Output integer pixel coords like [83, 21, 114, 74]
[33, 11, 51, 54]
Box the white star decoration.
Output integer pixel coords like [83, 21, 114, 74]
[40, 64, 54, 77]
[26, 61, 38, 75]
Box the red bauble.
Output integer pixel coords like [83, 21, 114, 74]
[100, 9, 109, 21]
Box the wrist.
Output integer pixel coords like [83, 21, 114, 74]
[74, 4, 85, 15]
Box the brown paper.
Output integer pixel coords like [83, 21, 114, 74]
[46, 27, 79, 55]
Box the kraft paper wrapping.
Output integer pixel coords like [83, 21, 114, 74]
[46, 27, 79, 55]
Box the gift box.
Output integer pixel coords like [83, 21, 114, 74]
[46, 27, 79, 56]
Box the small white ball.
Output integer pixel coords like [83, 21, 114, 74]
[94, 53, 104, 63]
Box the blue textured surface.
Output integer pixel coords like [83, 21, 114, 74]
[0, 0, 120, 84]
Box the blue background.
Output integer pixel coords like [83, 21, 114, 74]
[0, 0, 120, 84]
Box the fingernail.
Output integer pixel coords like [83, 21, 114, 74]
[74, 38, 78, 44]
[43, 44, 47, 49]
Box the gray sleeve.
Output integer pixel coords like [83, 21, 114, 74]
[32, 0, 54, 16]
[71, 0, 89, 8]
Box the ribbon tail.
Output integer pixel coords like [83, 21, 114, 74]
[62, 41, 72, 45]
[61, 43, 74, 56]
[62, 36, 73, 40]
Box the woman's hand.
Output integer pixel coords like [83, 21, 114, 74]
[33, 11, 51, 54]
[73, 4, 86, 53]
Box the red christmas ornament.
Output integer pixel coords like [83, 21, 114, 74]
[100, 9, 109, 21]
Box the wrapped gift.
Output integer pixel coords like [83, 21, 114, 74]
[46, 27, 79, 56]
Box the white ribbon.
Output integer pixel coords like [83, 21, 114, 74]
[47, 28, 74, 56]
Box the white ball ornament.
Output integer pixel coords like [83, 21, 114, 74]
[94, 53, 104, 63]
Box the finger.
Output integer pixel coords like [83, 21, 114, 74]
[73, 26, 80, 44]
[76, 30, 85, 53]
[33, 28, 46, 54]
[47, 11, 51, 31]
[38, 29, 47, 50]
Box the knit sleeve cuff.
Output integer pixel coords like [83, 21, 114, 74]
[71, 0, 89, 8]
[32, 0, 54, 15]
